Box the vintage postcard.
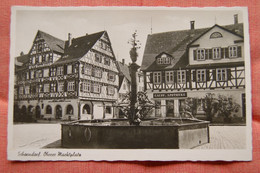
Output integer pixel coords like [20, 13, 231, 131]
[8, 6, 252, 161]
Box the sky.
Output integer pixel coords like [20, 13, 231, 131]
[14, 7, 244, 66]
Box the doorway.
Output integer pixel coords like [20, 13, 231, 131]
[55, 105, 62, 119]
[166, 100, 174, 117]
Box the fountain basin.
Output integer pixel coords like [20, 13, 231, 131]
[61, 118, 210, 149]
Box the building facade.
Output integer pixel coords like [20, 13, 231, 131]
[14, 30, 119, 121]
[141, 17, 245, 121]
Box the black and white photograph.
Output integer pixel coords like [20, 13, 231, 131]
[8, 6, 252, 161]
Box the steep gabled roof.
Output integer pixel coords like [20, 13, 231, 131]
[141, 23, 244, 71]
[37, 30, 65, 54]
[117, 61, 131, 81]
[53, 31, 105, 65]
[15, 54, 30, 72]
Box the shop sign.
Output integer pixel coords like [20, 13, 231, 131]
[153, 92, 187, 98]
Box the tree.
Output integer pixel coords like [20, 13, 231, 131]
[202, 93, 240, 123]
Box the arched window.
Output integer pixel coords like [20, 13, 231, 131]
[66, 105, 74, 115]
[82, 104, 91, 114]
[46, 105, 52, 114]
[210, 32, 223, 39]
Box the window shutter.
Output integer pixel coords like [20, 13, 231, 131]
[81, 64, 85, 74]
[221, 48, 224, 59]
[74, 80, 77, 91]
[205, 49, 209, 60]
[150, 73, 153, 83]
[174, 71, 178, 83]
[186, 70, 190, 82]
[64, 81, 67, 92]
[206, 69, 210, 81]
[64, 65, 67, 75]
[227, 69, 232, 80]
[237, 46, 242, 57]
[193, 50, 197, 60]
[209, 49, 212, 59]
[225, 47, 229, 58]
[92, 68, 95, 77]
[212, 69, 216, 80]
[192, 70, 196, 82]
[91, 83, 94, 92]
[162, 71, 165, 83]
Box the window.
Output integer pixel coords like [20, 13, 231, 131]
[107, 86, 115, 95]
[163, 57, 170, 64]
[46, 105, 52, 114]
[94, 68, 102, 78]
[104, 58, 110, 66]
[50, 68, 56, 77]
[67, 81, 75, 91]
[95, 54, 102, 63]
[66, 105, 73, 115]
[82, 64, 92, 76]
[57, 66, 63, 76]
[50, 83, 56, 92]
[67, 65, 72, 74]
[38, 70, 43, 78]
[81, 82, 91, 92]
[108, 72, 115, 81]
[58, 82, 64, 92]
[197, 70, 206, 82]
[216, 68, 227, 81]
[25, 86, 30, 94]
[153, 72, 161, 84]
[43, 69, 49, 77]
[93, 83, 101, 93]
[82, 104, 91, 114]
[38, 55, 42, 63]
[213, 47, 221, 59]
[165, 71, 174, 83]
[26, 72, 29, 80]
[19, 87, 24, 94]
[31, 56, 35, 64]
[39, 84, 43, 93]
[197, 49, 205, 60]
[157, 58, 163, 64]
[177, 70, 186, 84]
[105, 106, 112, 114]
[229, 46, 237, 58]
[210, 32, 223, 39]
[30, 71, 35, 79]
[44, 84, 50, 92]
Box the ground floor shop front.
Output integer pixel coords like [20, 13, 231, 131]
[147, 89, 246, 121]
[14, 98, 117, 121]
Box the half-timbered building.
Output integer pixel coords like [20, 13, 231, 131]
[14, 30, 119, 121]
[141, 16, 245, 121]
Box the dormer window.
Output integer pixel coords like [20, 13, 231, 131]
[157, 54, 171, 65]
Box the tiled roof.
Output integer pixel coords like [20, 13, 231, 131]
[16, 54, 29, 64]
[38, 30, 65, 54]
[141, 23, 244, 71]
[116, 61, 131, 88]
[53, 31, 105, 65]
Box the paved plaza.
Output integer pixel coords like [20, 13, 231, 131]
[11, 124, 246, 149]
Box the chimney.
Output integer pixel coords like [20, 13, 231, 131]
[190, 21, 195, 30]
[122, 59, 125, 65]
[68, 33, 72, 46]
[234, 14, 238, 24]
[20, 51, 24, 56]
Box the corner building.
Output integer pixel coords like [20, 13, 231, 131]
[141, 18, 246, 120]
[14, 30, 119, 121]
